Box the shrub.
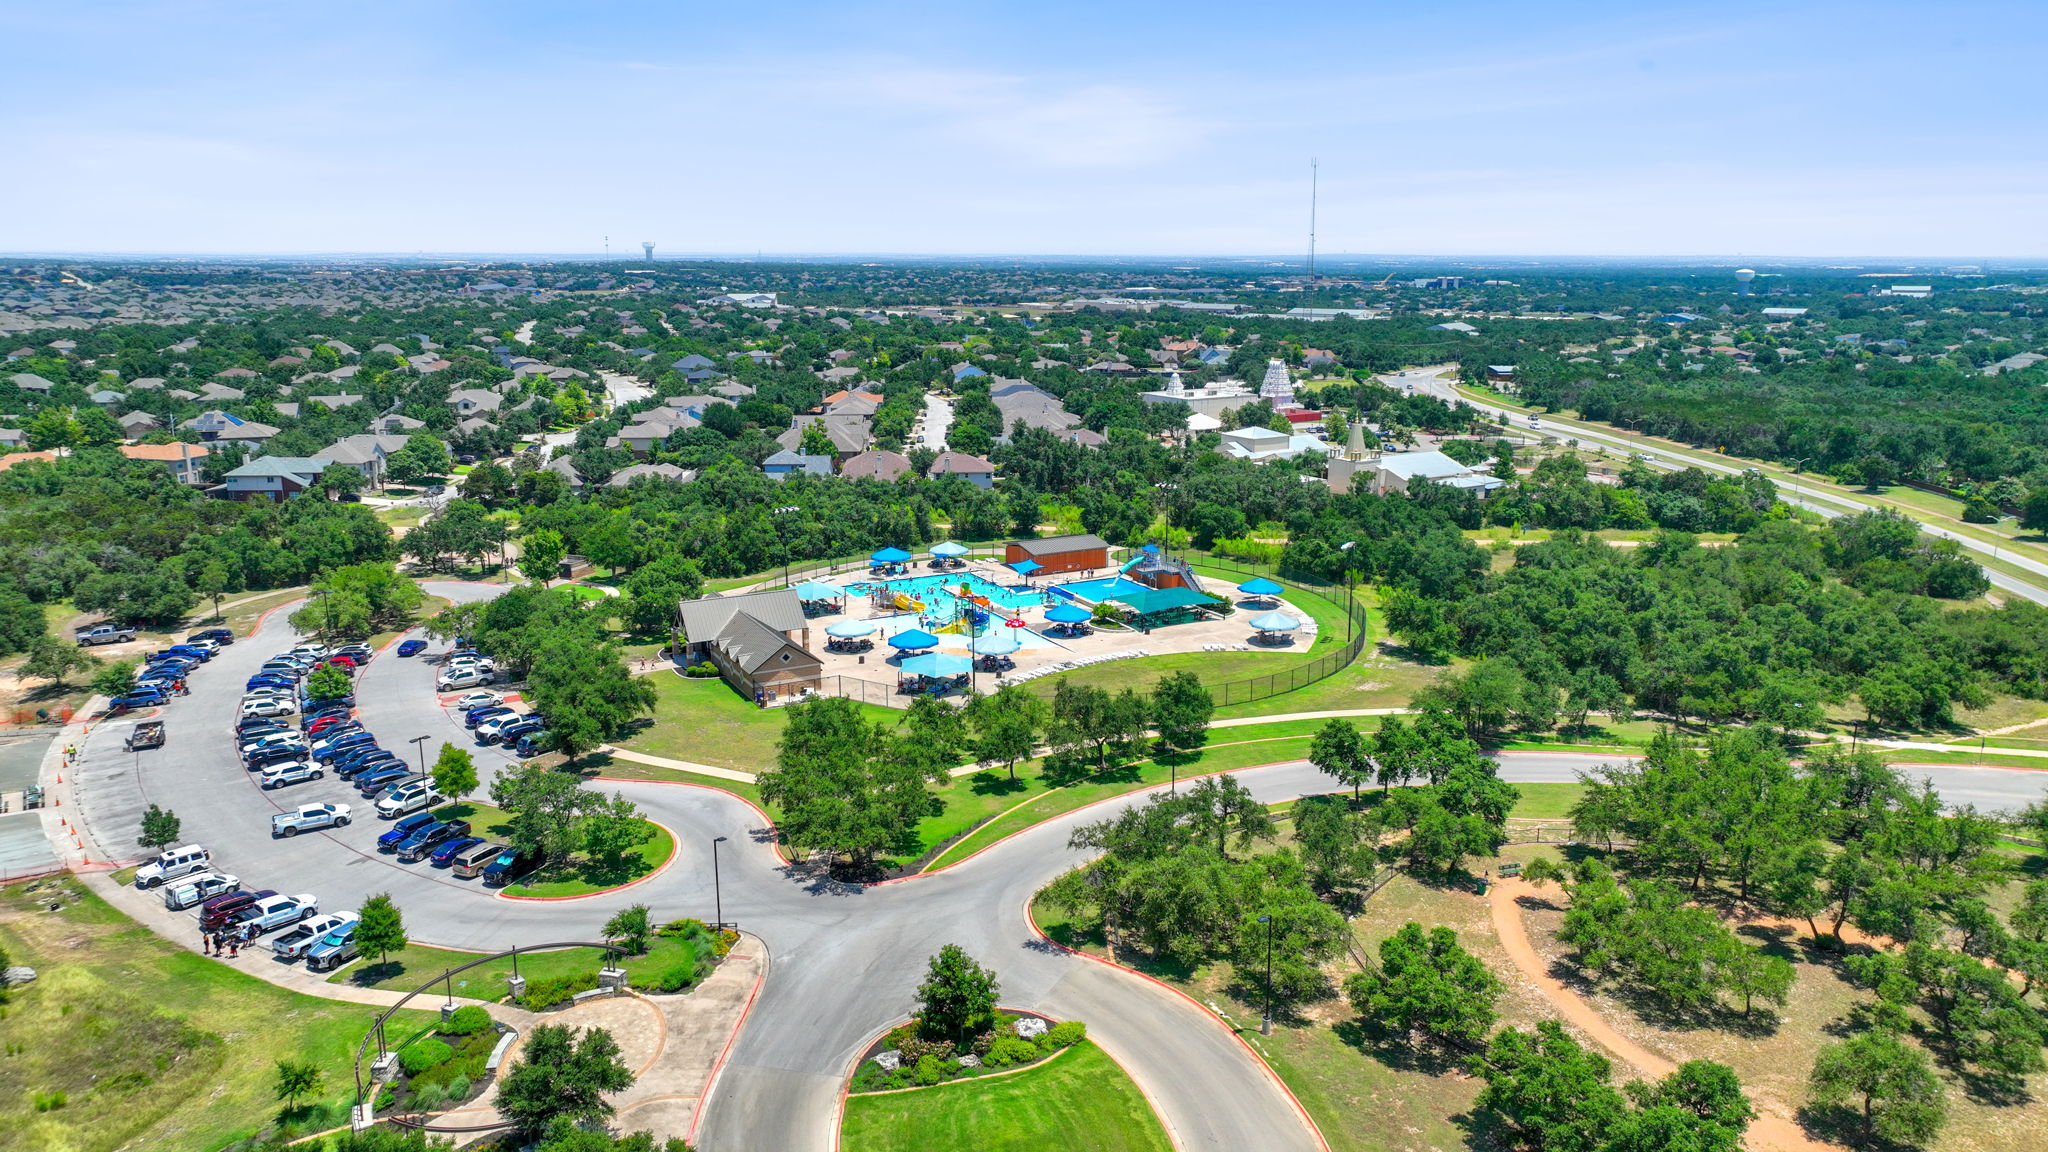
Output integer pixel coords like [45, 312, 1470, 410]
[1043, 1020, 1086, 1050]
[685, 662, 719, 678]
[442, 1005, 493, 1036]
[894, 1033, 951, 1066]
[714, 928, 739, 958]
[445, 1073, 472, 1102]
[982, 1035, 1041, 1068]
[410, 1080, 447, 1112]
[400, 1038, 453, 1076]
[517, 971, 600, 1010]
[648, 946, 708, 993]
[912, 1054, 955, 1086]
[658, 917, 709, 939]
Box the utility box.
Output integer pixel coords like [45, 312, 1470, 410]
[598, 967, 629, 992]
[506, 974, 527, 1000]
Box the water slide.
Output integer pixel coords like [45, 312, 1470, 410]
[1118, 553, 1145, 574]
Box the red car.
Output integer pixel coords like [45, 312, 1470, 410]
[307, 716, 353, 736]
[320, 656, 358, 671]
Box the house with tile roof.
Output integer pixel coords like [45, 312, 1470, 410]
[928, 451, 995, 488]
[839, 448, 912, 481]
[118, 442, 209, 485]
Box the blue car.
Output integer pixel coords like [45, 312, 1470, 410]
[110, 688, 168, 710]
[165, 644, 212, 662]
[247, 674, 297, 692]
[396, 639, 427, 657]
[465, 706, 514, 729]
[429, 835, 484, 867]
[377, 811, 438, 850]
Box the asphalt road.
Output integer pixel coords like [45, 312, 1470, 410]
[1395, 368, 2048, 606]
[67, 583, 2048, 1151]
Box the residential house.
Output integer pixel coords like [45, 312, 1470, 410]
[181, 411, 280, 449]
[989, 379, 1080, 436]
[776, 414, 871, 459]
[318, 433, 412, 483]
[219, 456, 332, 501]
[308, 393, 365, 411]
[839, 449, 912, 481]
[89, 389, 127, 407]
[0, 449, 61, 471]
[116, 411, 161, 438]
[606, 463, 696, 487]
[1053, 428, 1109, 448]
[370, 414, 426, 434]
[928, 451, 995, 488]
[198, 382, 246, 402]
[8, 372, 55, 393]
[544, 455, 585, 492]
[118, 442, 209, 485]
[446, 389, 504, 417]
[675, 588, 818, 702]
[613, 406, 697, 454]
[0, 427, 26, 449]
[761, 450, 832, 479]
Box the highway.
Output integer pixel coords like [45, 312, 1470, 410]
[65, 583, 2048, 1150]
[1390, 368, 2048, 607]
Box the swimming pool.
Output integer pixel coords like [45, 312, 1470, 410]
[867, 572, 1050, 618]
[1054, 576, 1150, 603]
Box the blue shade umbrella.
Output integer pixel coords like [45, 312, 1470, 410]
[1249, 611, 1301, 632]
[1045, 604, 1091, 624]
[900, 652, 973, 678]
[825, 618, 875, 638]
[970, 632, 1020, 655]
[1142, 544, 1161, 554]
[930, 541, 968, 557]
[1008, 559, 1042, 574]
[794, 581, 845, 600]
[888, 629, 941, 650]
[871, 547, 913, 563]
[1237, 577, 1284, 597]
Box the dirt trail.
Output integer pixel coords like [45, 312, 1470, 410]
[1486, 878, 1835, 1152]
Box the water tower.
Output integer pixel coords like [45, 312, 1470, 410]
[1734, 268, 1756, 295]
[641, 241, 656, 262]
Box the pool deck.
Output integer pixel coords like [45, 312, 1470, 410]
[800, 558, 1317, 693]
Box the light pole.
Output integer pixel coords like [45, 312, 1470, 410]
[1339, 541, 1358, 646]
[1787, 458, 1808, 512]
[409, 735, 431, 777]
[1257, 914, 1277, 1035]
[712, 835, 729, 927]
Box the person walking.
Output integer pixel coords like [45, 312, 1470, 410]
[227, 930, 240, 958]
[202, 929, 213, 956]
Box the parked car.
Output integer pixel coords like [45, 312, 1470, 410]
[240, 697, 297, 719]
[241, 732, 307, 758]
[273, 911, 358, 960]
[465, 706, 515, 730]
[396, 820, 471, 862]
[162, 871, 240, 910]
[334, 643, 373, 660]
[377, 811, 439, 850]
[499, 718, 546, 746]
[333, 749, 396, 778]
[451, 690, 503, 710]
[480, 847, 537, 887]
[164, 644, 213, 662]
[304, 922, 360, 971]
[189, 627, 234, 646]
[259, 761, 324, 790]
[396, 639, 427, 657]
[513, 729, 554, 758]
[436, 668, 491, 691]
[291, 642, 329, 657]
[135, 844, 210, 888]
[355, 766, 416, 797]
[180, 636, 223, 653]
[246, 747, 306, 771]
[237, 718, 290, 739]
[375, 781, 445, 819]
[110, 688, 168, 711]
[474, 714, 530, 743]
[313, 730, 374, 759]
[75, 622, 138, 646]
[272, 802, 351, 836]
[306, 715, 354, 736]
[453, 841, 508, 878]
[201, 888, 278, 932]
[247, 674, 297, 692]
[429, 836, 485, 868]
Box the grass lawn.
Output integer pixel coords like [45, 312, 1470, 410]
[1507, 781, 1586, 819]
[375, 505, 427, 529]
[560, 584, 611, 602]
[0, 876, 436, 1152]
[839, 1040, 1169, 1152]
[222, 586, 312, 635]
[614, 674, 898, 774]
[326, 932, 702, 999]
[508, 818, 673, 898]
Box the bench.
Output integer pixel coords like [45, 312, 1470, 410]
[484, 1030, 518, 1077]
[570, 987, 616, 1006]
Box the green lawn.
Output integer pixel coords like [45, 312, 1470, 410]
[615, 673, 899, 774]
[839, 1040, 1170, 1152]
[1507, 781, 1586, 819]
[508, 818, 673, 898]
[0, 877, 436, 1152]
[326, 932, 702, 999]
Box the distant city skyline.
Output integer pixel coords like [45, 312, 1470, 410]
[4, 1, 2043, 257]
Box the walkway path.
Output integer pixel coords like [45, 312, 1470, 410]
[1486, 878, 1831, 1152]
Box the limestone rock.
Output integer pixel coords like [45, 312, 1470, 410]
[1014, 1016, 1048, 1039]
[873, 1050, 900, 1072]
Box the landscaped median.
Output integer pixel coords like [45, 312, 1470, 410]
[426, 801, 676, 899]
[326, 917, 735, 1006]
[841, 1036, 1169, 1152]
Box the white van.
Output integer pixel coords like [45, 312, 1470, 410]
[163, 871, 240, 910]
[135, 844, 211, 888]
[436, 668, 490, 691]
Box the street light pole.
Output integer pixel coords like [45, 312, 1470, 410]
[409, 735, 431, 776]
[1257, 914, 1277, 1035]
[712, 835, 729, 927]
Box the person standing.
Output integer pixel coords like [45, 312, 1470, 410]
[202, 929, 213, 956]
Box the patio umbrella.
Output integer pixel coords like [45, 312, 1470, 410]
[1004, 617, 1027, 628]
[794, 581, 845, 600]
[1009, 559, 1042, 575]
[1249, 611, 1301, 632]
[930, 541, 968, 557]
[825, 618, 875, 638]
[871, 547, 912, 563]
[1142, 544, 1161, 554]
[970, 632, 1021, 655]
[900, 652, 973, 678]
[1237, 577, 1284, 598]
[888, 629, 941, 650]
[1045, 604, 1091, 624]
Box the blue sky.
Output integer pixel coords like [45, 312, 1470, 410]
[3, 1, 2042, 257]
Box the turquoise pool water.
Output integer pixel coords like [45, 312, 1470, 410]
[863, 572, 1049, 617]
[1054, 576, 1149, 603]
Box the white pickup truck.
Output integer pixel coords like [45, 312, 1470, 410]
[76, 622, 138, 646]
[271, 802, 351, 837]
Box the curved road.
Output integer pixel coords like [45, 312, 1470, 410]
[67, 583, 2048, 1150]
[1395, 368, 2048, 606]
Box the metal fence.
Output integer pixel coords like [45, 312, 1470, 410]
[809, 674, 905, 709]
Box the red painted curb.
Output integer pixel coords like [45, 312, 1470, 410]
[591, 775, 795, 867]
[499, 818, 681, 902]
[687, 934, 768, 1147]
[1025, 899, 1332, 1152]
